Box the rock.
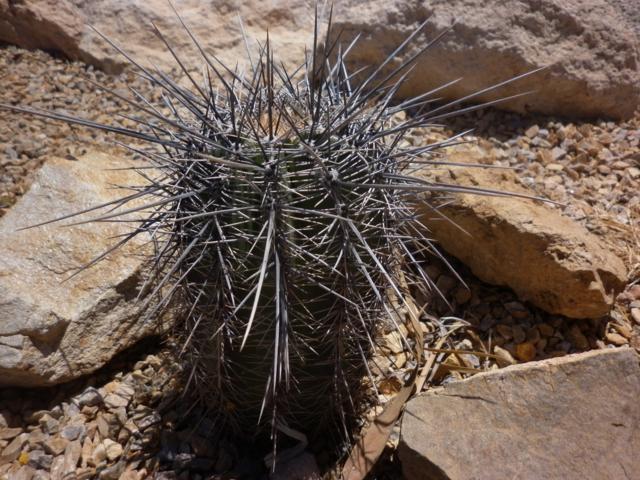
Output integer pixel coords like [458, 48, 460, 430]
[417, 146, 628, 319]
[493, 345, 516, 367]
[332, 0, 639, 119]
[0, 427, 23, 441]
[103, 394, 129, 410]
[60, 424, 84, 441]
[26, 450, 53, 470]
[102, 439, 122, 462]
[270, 452, 322, 480]
[26, 430, 47, 449]
[0, 151, 172, 386]
[113, 383, 134, 401]
[73, 387, 103, 408]
[31, 470, 50, 480]
[399, 348, 640, 480]
[3, 0, 638, 119]
[609, 0, 640, 37]
[135, 412, 161, 431]
[38, 415, 59, 435]
[606, 332, 628, 346]
[42, 437, 67, 456]
[0, 0, 312, 74]
[0, 432, 28, 463]
[99, 462, 124, 480]
[92, 441, 107, 465]
[0, 0, 84, 61]
[514, 341, 536, 361]
[13, 465, 36, 480]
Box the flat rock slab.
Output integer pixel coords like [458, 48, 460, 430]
[399, 348, 640, 480]
[418, 145, 627, 319]
[0, 151, 169, 387]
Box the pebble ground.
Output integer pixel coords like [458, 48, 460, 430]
[1, 45, 639, 479]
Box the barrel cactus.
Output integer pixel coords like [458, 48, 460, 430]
[1, 8, 539, 465]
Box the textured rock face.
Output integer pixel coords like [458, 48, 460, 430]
[399, 348, 640, 480]
[609, 0, 640, 37]
[0, 0, 84, 57]
[0, 0, 312, 74]
[1, 1, 638, 119]
[331, 0, 640, 119]
[417, 146, 628, 319]
[0, 151, 169, 387]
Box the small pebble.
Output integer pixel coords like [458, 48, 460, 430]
[514, 342, 537, 362]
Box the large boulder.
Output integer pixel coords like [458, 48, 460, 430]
[0, 0, 84, 60]
[0, 151, 170, 387]
[417, 145, 628, 319]
[0, 0, 311, 74]
[1, 1, 638, 119]
[399, 348, 640, 480]
[331, 0, 640, 119]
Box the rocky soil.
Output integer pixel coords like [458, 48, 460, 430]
[1, 42, 639, 479]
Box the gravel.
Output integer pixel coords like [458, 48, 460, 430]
[0, 44, 638, 479]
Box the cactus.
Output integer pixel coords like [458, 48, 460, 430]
[1, 7, 541, 462]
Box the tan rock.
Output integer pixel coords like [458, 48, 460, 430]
[2, 1, 638, 119]
[102, 439, 122, 462]
[0, 151, 171, 387]
[417, 146, 627, 319]
[0, 432, 28, 463]
[0, 0, 84, 58]
[0, 0, 312, 74]
[332, 0, 639, 119]
[399, 348, 640, 480]
[0, 427, 23, 441]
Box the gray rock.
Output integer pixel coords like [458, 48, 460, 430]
[32, 470, 51, 480]
[399, 348, 640, 480]
[0, 152, 172, 386]
[135, 412, 161, 431]
[73, 387, 103, 408]
[38, 415, 59, 435]
[26, 449, 53, 470]
[60, 424, 85, 441]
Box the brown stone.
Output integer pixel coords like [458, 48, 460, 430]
[417, 145, 627, 319]
[514, 341, 536, 361]
[399, 348, 640, 480]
